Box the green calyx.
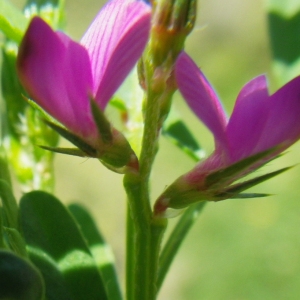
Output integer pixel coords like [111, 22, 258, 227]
[99, 129, 139, 173]
[154, 147, 291, 216]
[90, 99, 139, 172]
[41, 100, 138, 174]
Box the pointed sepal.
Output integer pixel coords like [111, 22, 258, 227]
[42, 107, 139, 173]
[90, 98, 113, 144]
[230, 193, 271, 199]
[43, 119, 97, 157]
[215, 166, 293, 200]
[206, 146, 281, 188]
[154, 152, 292, 215]
[26, 97, 60, 125]
[90, 99, 139, 172]
[38, 146, 88, 158]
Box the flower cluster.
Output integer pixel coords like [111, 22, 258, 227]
[17, 0, 300, 213]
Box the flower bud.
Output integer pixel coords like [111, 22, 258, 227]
[150, 0, 197, 67]
[139, 0, 197, 125]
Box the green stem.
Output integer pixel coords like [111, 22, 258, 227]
[124, 22, 181, 296]
[157, 202, 206, 290]
[123, 173, 152, 300]
[124, 64, 169, 299]
[138, 92, 161, 181]
[124, 173, 168, 300]
[126, 203, 135, 300]
[149, 217, 168, 296]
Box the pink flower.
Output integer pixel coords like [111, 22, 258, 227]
[17, 0, 151, 151]
[154, 52, 300, 214]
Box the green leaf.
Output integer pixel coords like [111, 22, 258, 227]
[0, 0, 28, 43]
[0, 250, 45, 300]
[26, 246, 73, 300]
[109, 98, 128, 113]
[162, 110, 204, 161]
[0, 147, 12, 189]
[157, 202, 206, 290]
[69, 204, 123, 300]
[267, 0, 300, 17]
[0, 179, 19, 230]
[2, 44, 58, 192]
[3, 227, 28, 258]
[269, 12, 300, 64]
[0, 151, 13, 249]
[267, 0, 300, 84]
[0, 208, 3, 249]
[1, 43, 27, 140]
[20, 191, 108, 300]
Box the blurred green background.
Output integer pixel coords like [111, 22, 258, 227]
[8, 0, 300, 299]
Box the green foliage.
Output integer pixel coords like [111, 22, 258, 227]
[0, 0, 63, 191]
[0, 0, 28, 43]
[268, 0, 300, 84]
[163, 110, 203, 162]
[27, 247, 73, 300]
[20, 191, 109, 300]
[0, 250, 45, 300]
[0, 180, 19, 231]
[0, 0, 64, 43]
[69, 204, 122, 300]
[157, 202, 206, 290]
[1, 43, 27, 137]
[267, 0, 300, 16]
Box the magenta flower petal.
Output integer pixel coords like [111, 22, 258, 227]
[156, 54, 300, 212]
[254, 76, 300, 153]
[59, 33, 96, 139]
[81, 0, 151, 109]
[226, 75, 269, 162]
[17, 0, 151, 162]
[17, 18, 72, 121]
[17, 17, 95, 139]
[175, 52, 228, 149]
